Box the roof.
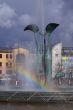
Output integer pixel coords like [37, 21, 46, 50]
[0, 47, 30, 54]
[62, 47, 73, 50]
[0, 47, 13, 53]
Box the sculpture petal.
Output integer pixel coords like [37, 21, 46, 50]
[45, 23, 59, 33]
[24, 24, 39, 33]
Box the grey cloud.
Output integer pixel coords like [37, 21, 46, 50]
[0, 0, 73, 48]
[0, 3, 17, 28]
[18, 14, 36, 26]
[45, 0, 64, 23]
[44, 0, 73, 46]
[17, 0, 73, 47]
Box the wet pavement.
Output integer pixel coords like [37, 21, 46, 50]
[0, 103, 73, 110]
[0, 74, 73, 110]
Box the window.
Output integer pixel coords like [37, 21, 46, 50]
[6, 54, 13, 59]
[6, 62, 12, 67]
[10, 63, 12, 67]
[55, 54, 59, 57]
[0, 54, 2, 58]
[0, 70, 2, 74]
[6, 62, 8, 67]
[0, 62, 2, 66]
[6, 54, 8, 58]
[10, 54, 12, 59]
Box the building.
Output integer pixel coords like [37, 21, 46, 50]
[0, 47, 13, 75]
[52, 43, 62, 78]
[52, 44, 73, 78]
[1, 45, 73, 80]
[0, 47, 29, 76]
[62, 47, 73, 77]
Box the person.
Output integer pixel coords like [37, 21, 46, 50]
[68, 69, 72, 85]
[69, 69, 72, 79]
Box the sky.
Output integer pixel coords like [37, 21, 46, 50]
[0, 0, 73, 51]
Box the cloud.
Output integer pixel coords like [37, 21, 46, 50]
[45, 0, 64, 23]
[0, 0, 73, 47]
[18, 0, 73, 47]
[18, 14, 36, 26]
[44, 0, 73, 46]
[0, 3, 16, 28]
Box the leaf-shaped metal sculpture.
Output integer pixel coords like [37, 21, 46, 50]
[45, 23, 59, 33]
[24, 23, 60, 84]
[24, 24, 39, 33]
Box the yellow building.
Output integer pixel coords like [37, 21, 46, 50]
[0, 47, 29, 76]
[0, 48, 14, 75]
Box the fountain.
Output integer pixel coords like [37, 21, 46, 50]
[24, 0, 59, 84]
[24, 23, 59, 84]
[0, 0, 73, 103]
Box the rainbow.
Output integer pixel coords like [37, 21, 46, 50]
[16, 65, 58, 92]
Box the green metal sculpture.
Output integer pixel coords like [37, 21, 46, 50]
[24, 23, 59, 84]
[24, 24, 39, 51]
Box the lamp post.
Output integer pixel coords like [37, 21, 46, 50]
[24, 23, 59, 84]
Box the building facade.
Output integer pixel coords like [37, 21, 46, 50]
[0, 48, 13, 75]
[52, 44, 73, 78]
[52, 43, 62, 78]
[62, 47, 73, 78]
[0, 47, 29, 76]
